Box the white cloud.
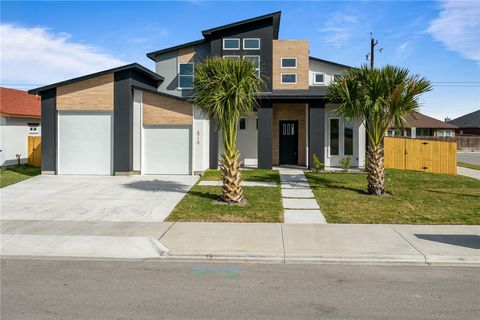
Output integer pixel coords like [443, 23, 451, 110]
[317, 12, 359, 48]
[396, 41, 413, 60]
[427, 0, 480, 62]
[0, 24, 127, 88]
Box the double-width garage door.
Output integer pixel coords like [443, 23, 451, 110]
[57, 112, 112, 175]
[142, 125, 191, 175]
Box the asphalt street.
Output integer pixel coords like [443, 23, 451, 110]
[1, 259, 479, 320]
[457, 152, 480, 165]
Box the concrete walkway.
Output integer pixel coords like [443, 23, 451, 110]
[3, 222, 478, 265]
[457, 166, 480, 180]
[277, 167, 327, 224]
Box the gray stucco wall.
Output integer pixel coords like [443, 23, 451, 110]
[113, 70, 133, 173]
[308, 101, 325, 167]
[257, 101, 273, 169]
[40, 89, 56, 173]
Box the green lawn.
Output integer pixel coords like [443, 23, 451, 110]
[458, 162, 480, 171]
[167, 169, 283, 222]
[0, 165, 41, 188]
[305, 169, 480, 224]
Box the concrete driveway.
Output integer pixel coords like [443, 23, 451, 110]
[0, 174, 198, 222]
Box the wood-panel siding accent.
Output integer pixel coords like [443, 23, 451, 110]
[28, 136, 42, 167]
[142, 91, 192, 125]
[57, 74, 114, 111]
[272, 104, 306, 165]
[384, 137, 457, 175]
[178, 46, 195, 64]
[272, 40, 309, 90]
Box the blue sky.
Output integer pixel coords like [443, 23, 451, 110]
[1, 0, 479, 120]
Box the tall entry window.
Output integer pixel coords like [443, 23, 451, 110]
[330, 119, 339, 156]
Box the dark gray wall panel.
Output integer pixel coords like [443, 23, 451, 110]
[114, 70, 133, 173]
[257, 101, 273, 169]
[40, 89, 56, 172]
[308, 101, 326, 168]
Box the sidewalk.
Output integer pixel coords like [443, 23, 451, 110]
[457, 166, 480, 180]
[3, 222, 478, 266]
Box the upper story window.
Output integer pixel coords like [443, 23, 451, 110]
[313, 72, 325, 85]
[243, 38, 260, 50]
[223, 38, 240, 50]
[243, 55, 260, 77]
[178, 63, 194, 89]
[223, 55, 240, 60]
[281, 73, 297, 84]
[281, 57, 297, 68]
[333, 74, 342, 82]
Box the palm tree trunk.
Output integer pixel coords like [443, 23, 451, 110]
[366, 145, 385, 195]
[219, 148, 243, 203]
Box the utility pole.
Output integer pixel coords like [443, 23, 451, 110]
[370, 33, 378, 69]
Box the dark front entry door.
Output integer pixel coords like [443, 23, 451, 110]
[279, 120, 298, 165]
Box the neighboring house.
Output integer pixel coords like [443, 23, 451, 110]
[387, 112, 457, 138]
[29, 11, 365, 176]
[448, 109, 480, 136]
[0, 87, 41, 167]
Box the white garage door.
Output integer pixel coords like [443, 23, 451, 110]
[142, 125, 191, 174]
[58, 112, 112, 175]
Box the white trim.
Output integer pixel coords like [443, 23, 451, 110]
[222, 38, 240, 50]
[281, 73, 297, 84]
[243, 38, 260, 50]
[281, 57, 297, 68]
[177, 62, 194, 89]
[239, 117, 247, 131]
[305, 104, 309, 168]
[223, 55, 240, 60]
[243, 55, 261, 76]
[313, 72, 326, 85]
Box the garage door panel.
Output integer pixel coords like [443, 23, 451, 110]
[58, 112, 112, 175]
[143, 125, 191, 175]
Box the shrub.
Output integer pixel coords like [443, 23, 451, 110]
[340, 155, 352, 172]
[312, 153, 325, 172]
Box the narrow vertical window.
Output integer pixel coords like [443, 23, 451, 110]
[330, 119, 339, 156]
[344, 121, 353, 155]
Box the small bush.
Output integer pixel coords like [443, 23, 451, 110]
[312, 153, 325, 173]
[340, 155, 352, 172]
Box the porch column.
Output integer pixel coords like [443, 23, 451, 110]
[257, 101, 273, 169]
[308, 100, 326, 168]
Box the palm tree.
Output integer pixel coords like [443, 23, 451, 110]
[327, 65, 432, 195]
[192, 57, 263, 203]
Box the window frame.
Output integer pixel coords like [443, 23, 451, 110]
[222, 38, 241, 50]
[313, 72, 326, 85]
[177, 62, 194, 89]
[281, 73, 297, 84]
[329, 117, 340, 157]
[223, 55, 240, 60]
[243, 55, 261, 77]
[333, 74, 342, 82]
[239, 117, 247, 131]
[243, 38, 260, 50]
[281, 57, 297, 68]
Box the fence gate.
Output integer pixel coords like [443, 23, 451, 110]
[384, 137, 456, 175]
[28, 136, 41, 167]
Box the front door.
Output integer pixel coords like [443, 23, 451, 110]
[279, 120, 298, 165]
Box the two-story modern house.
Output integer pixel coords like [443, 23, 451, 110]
[29, 11, 365, 175]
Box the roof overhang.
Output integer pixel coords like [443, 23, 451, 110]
[28, 63, 163, 95]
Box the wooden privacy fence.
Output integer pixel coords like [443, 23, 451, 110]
[384, 137, 457, 175]
[28, 136, 41, 167]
